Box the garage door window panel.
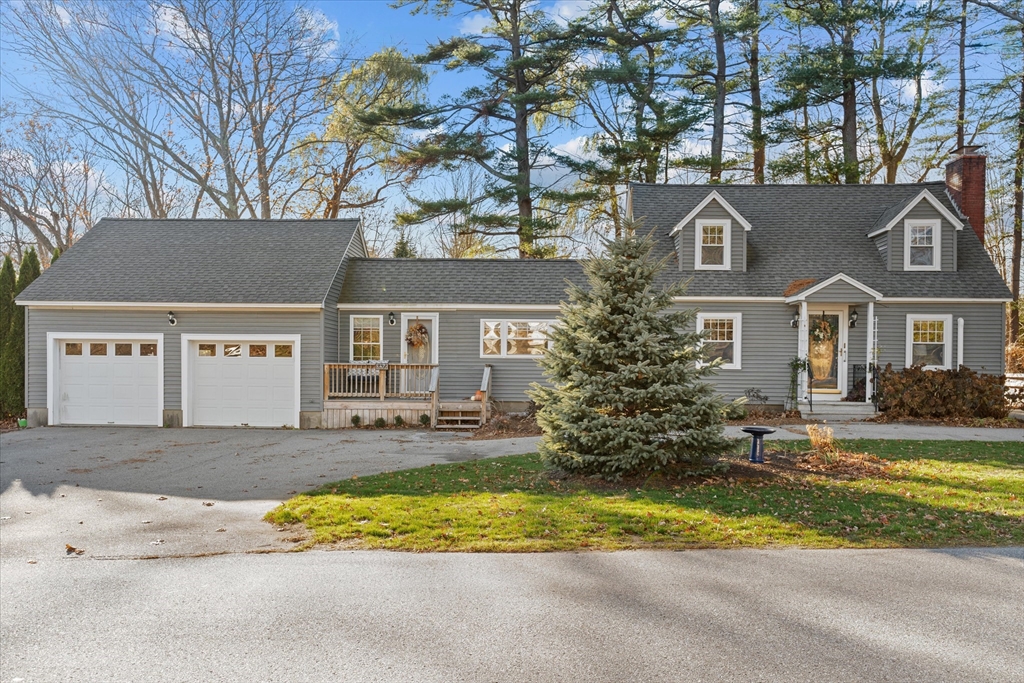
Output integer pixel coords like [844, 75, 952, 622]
[65, 342, 82, 356]
[224, 344, 242, 357]
[140, 344, 157, 356]
[249, 344, 267, 357]
[90, 343, 107, 356]
[115, 343, 133, 356]
[198, 344, 216, 357]
[275, 344, 292, 358]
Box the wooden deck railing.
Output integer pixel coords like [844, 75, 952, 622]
[325, 363, 438, 400]
[479, 364, 492, 425]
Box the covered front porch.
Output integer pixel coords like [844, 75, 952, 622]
[787, 274, 880, 419]
[322, 362, 493, 430]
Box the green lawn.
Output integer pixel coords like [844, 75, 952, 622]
[266, 440, 1024, 552]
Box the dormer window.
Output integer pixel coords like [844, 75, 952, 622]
[904, 219, 940, 271]
[696, 219, 731, 270]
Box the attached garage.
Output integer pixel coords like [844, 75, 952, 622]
[48, 334, 163, 426]
[182, 335, 300, 428]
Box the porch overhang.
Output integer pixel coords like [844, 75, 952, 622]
[784, 273, 883, 304]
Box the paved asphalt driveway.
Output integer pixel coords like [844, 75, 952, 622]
[0, 427, 539, 559]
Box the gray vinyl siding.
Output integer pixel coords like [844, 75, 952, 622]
[873, 302, 1004, 374]
[322, 257, 349, 364]
[804, 282, 877, 303]
[25, 308, 325, 412]
[887, 203, 957, 272]
[683, 303, 798, 404]
[873, 233, 889, 268]
[673, 201, 746, 272]
[338, 308, 555, 401]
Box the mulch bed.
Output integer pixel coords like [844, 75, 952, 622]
[0, 417, 22, 434]
[468, 413, 544, 440]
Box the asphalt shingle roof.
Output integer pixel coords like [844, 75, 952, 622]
[339, 258, 586, 305]
[631, 181, 1011, 299]
[339, 182, 1009, 304]
[18, 218, 360, 305]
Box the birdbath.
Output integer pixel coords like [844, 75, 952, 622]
[740, 426, 776, 464]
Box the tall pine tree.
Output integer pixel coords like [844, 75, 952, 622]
[0, 248, 41, 417]
[0, 254, 16, 355]
[529, 229, 735, 480]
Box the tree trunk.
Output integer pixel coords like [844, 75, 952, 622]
[709, 0, 727, 183]
[749, 0, 764, 184]
[840, 0, 860, 184]
[957, 0, 967, 150]
[510, 3, 534, 258]
[1012, 32, 1023, 343]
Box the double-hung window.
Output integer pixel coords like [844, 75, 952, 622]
[696, 313, 741, 369]
[481, 320, 553, 357]
[350, 315, 383, 362]
[906, 315, 952, 370]
[904, 219, 940, 271]
[695, 219, 731, 270]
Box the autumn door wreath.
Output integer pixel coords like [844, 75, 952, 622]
[405, 322, 430, 348]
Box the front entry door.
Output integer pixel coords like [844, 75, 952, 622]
[807, 309, 847, 397]
[400, 313, 438, 393]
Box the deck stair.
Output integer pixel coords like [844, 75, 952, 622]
[435, 402, 484, 430]
[798, 401, 877, 421]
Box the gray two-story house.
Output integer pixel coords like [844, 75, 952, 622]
[15, 150, 1010, 428]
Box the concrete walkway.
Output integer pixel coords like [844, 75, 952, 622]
[726, 423, 1024, 442]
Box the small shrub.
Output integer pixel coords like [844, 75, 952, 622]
[419, 413, 430, 426]
[350, 414, 361, 427]
[394, 414, 404, 427]
[374, 417, 387, 428]
[743, 388, 769, 406]
[876, 364, 1007, 419]
[806, 424, 839, 465]
[1007, 343, 1024, 374]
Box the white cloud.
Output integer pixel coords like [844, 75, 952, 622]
[552, 135, 598, 162]
[459, 13, 491, 35]
[546, 0, 594, 26]
[295, 7, 340, 60]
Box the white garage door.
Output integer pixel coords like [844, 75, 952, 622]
[58, 340, 161, 426]
[190, 340, 297, 427]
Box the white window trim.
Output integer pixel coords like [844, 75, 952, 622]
[349, 314, 384, 362]
[479, 319, 556, 359]
[695, 219, 732, 270]
[180, 334, 301, 428]
[46, 332, 165, 427]
[905, 314, 953, 370]
[696, 312, 742, 370]
[904, 219, 941, 271]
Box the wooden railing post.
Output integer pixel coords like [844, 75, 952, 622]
[479, 364, 492, 426]
[428, 367, 440, 428]
[378, 368, 386, 401]
[324, 364, 330, 401]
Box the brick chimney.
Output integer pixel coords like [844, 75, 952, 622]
[945, 145, 986, 243]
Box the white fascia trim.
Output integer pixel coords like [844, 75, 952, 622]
[669, 190, 752, 235]
[46, 332, 165, 427]
[20, 301, 322, 310]
[905, 314, 953, 370]
[696, 312, 742, 370]
[879, 297, 1012, 303]
[867, 190, 964, 238]
[349, 314, 384, 362]
[339, 303, 563, 311]
[695, 218, 732, 270]
[674, 296, 787, 302]
[784, 273, 884, 304]
[180, 334, 301, 429]
[903, 218, 942, 271]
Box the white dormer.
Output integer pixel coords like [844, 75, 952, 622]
[867, 190, 964, 272]
[670, 191, 751, 273]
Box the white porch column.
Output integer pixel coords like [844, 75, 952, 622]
[798, 301, 809, 402]
[865, 301, 875, 403]
[957, 317, 964, 368]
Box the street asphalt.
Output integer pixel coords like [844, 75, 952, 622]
[2, 548, 1021, 682]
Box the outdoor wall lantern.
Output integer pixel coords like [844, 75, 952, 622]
[167, 311, 177, 326]
[790, 309, 800, 328]
[388, 312, 396, 326]
[849, 308, 859, 328]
